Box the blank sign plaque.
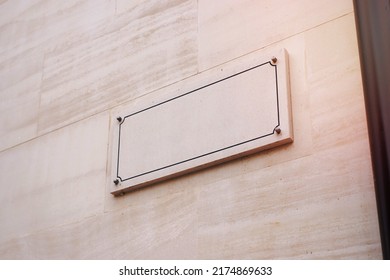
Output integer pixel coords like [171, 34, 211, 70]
[111, 49, 292, 195]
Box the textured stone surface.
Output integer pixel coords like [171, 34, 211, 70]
[38, 0, 197, 135]
[198, 0, 352, 71]
[0, 0, 382, 259]
[0, 113, 109, 244]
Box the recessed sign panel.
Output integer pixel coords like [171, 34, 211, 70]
[110, 49, 292, 195]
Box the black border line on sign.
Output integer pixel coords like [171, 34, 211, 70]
[116, 60, 280, 183]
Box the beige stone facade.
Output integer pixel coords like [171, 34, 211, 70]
[0, 0, 382, 259]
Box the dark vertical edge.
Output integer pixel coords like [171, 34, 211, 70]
[353, 0, 390, 259]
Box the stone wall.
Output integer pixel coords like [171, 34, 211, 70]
[0, 0, 381, 259]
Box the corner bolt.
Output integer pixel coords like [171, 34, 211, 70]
[271, 57, 277, 64]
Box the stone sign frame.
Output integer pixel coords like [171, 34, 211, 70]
[109, 49, 292, 195]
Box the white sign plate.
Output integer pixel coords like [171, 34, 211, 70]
[110, 49, 292, 195]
